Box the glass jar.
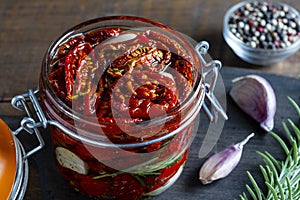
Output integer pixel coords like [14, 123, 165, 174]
[10, 16, 226, 199]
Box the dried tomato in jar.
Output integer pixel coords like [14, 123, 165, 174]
[39, 16, 206, 199]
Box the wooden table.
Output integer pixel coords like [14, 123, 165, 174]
[0, 0, 299, 199]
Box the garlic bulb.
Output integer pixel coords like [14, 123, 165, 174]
[199, 133, 254, 184]
[230, 74, 276, 132]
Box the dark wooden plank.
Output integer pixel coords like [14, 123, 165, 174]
[2, 67, 299, 199]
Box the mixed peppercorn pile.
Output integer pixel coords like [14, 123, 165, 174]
[228, 1, 300, 49]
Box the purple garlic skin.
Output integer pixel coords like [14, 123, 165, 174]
[199, 145, 242, 184]
[199, 133, 254, 184]
[230, 74, 276, 132]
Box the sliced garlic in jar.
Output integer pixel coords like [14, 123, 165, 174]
[230, 74, 276, 132]
[55, 147, 89, 175]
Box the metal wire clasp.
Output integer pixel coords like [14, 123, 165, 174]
[195, 41, 228, 123]
[11, 89, 46, 159]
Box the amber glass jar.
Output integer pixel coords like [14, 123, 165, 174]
[38, 16, 207, 199]
[0, 118, 29, 200]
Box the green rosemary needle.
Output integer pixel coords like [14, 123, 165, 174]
[239, 97, 300, 200]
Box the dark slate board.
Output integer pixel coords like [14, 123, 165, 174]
[2, 66, 300, 200]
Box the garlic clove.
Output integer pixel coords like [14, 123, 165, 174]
[230, 74, 276, 132]
[55, 147, 89, 175]
[199, 133, 254, 184]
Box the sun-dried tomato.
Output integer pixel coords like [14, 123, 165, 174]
[104, 45, 171, 78]
[64, 42, 94, 98]
[78, 176, 111, 197]
[85, 28, 121, 46]
[57, 35, 85, 56]
[50, 127, 78, 147]
[111, 174, 144, 199]
[48, 67, 67, 99]
[144, 30, 191, 62]
[111, 70, 178, 119]
[172, 58, 194, 86]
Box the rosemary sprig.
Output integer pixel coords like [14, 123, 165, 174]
[239, 97, 300, 200]
[93, 140, 185, 180]
[288, 96, 300, 117]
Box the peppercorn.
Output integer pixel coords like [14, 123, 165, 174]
[228, 1, 300, 49]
